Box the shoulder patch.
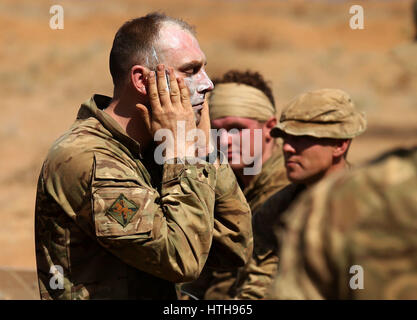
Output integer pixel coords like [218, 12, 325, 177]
[106, 193, 139, 227]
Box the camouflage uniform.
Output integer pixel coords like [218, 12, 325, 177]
[179, 79, 289, 300]
[35, 94, 252, 300]
[199, 143, 289, 299]
[235, 88, 367, 299]
[269, 146, 417, 299]
[234, 183, 305, 299]
[243, 141, 289, 213]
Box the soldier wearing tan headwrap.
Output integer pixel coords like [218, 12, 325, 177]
[209, 82, 276, 122]
[180, 70, 289, 300]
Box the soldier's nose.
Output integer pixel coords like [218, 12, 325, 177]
[197, 70, 214, 94]
[283, 141, 296, 154]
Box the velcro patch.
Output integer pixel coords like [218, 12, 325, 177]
[106, 193, 139, 228]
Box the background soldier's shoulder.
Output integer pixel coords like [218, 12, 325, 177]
[295, 146, 417, 233]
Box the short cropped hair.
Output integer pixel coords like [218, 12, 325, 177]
[212, 70, 276, 107]
[109, 12, 195, 87]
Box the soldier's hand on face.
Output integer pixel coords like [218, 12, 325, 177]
[197, 100, 220, 168]
[139, 64, 197, 161]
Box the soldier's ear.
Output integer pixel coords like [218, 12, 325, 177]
[130, 65, 148, 95]
[333, 139, 351, 158]
[264, 117, 277, 141]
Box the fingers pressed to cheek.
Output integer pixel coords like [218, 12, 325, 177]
[178, 78, 192, 110]
[168, 67, 178, 91]
[147, 71, 163, 112]
[156, 64, 172, 109]
[178, 77, 188, 92]
[168, 67, 181, 104]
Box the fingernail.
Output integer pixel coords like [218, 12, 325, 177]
[157, 64, 164, 71]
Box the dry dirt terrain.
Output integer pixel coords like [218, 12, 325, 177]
[0, 0, 416, 298]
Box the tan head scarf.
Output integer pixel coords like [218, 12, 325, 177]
[209, 83, 276, 121]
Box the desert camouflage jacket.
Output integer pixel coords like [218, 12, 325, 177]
[181, 146, 289, 299]
[243, 142, 290, 213]
[34, 94, 252, 300]
[269, 146, 417, 299]
[235, 183, 305, 299]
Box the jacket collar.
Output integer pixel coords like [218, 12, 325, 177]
[77, 94, 143, 159]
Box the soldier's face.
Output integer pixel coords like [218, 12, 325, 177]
[211, 116, 266, 172]
[282, 134, 339, 185]
[156, 25, 214, 125]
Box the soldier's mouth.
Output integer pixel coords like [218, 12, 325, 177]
[286, 160, 301, 167]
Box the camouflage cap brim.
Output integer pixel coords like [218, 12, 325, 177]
[273, 88, 367, 140]
[270, 123, 286, 138]
[271, 119, 367, 139]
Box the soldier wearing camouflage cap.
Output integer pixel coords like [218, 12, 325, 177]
[269, 145, 417, 299]
[234, 88, 366, 299]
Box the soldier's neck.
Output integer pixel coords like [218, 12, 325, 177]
[235, 140, 276, 189]
[105, 96, 153, 151]
[304, 157, 348, 189]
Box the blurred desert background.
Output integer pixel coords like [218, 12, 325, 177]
[0, 0, 416, 298]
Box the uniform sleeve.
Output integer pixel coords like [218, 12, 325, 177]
[204, 163, 253, 270]
[234, 196, 280, 299]
[270, 154, 417, 300]
[268, 181, 338, 300]
[46, 148, 217, 283]
[269, 148, 417, 300]
[235, 253, 278, 300]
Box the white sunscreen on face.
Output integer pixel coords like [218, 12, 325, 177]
[184, 70, 214, 106]
[184, 76, 200, 106]
[151, 46, 170, 91]
[151, 46, 159, 64]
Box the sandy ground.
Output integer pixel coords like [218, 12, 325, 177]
[0, 0, 416, 280]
